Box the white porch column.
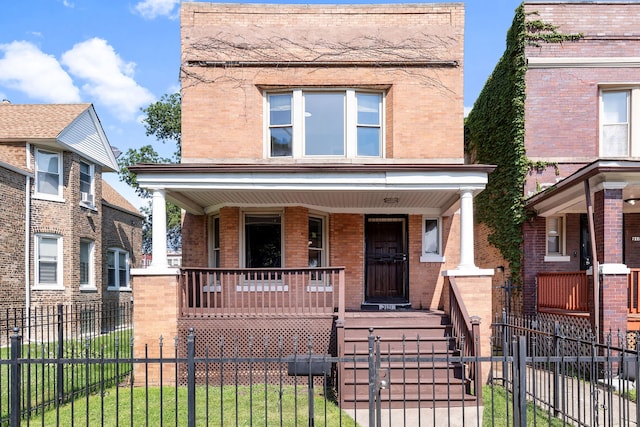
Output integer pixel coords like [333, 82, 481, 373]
[458, 188, 477, 270]
[151, 188, 168, 269]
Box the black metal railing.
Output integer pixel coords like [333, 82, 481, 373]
[0, 302, 133, 425]
[3, 310, 640, 426]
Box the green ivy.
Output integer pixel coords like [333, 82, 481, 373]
[464, 4, 582, 284]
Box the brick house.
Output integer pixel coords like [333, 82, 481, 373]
[0, 103, 143, 312]
[130, 2, 494, 404]
[467, 0, 640, 337]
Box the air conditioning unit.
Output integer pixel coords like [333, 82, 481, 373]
[81, 192, 94, 205]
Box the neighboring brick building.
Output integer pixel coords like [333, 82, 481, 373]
[467, 1, 640, 335]
[0, 103, 143, 312]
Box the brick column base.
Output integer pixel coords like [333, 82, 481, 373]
[131, 272, 179, 386]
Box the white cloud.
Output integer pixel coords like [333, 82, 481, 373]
[0, 41, 81, 103]
[61, 38, 155, 121]
[134, 0, 180, 20]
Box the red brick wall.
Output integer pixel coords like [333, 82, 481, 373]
[284, 207, 309, 267]
[182, 213, 208, 267]
[0, 166, 27, 309]
[180, 3, 464, 163]
[523, 2, 640, 195]
[219, 207, 239, 268]
[101, 204, 142, 305]
[330, 214, 364, 309]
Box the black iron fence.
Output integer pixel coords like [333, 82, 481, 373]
[0, 302, 133, 425]
[3, 308, 640, 426]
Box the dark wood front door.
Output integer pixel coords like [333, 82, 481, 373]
[365, 216, 408, 303]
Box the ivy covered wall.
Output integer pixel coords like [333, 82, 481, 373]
[465, 3, 582, 284]
[465, 4, 528, 282]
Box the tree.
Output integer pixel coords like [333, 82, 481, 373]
[117, 93, 182, 252]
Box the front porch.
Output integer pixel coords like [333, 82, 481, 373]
[537, 269, 640, 330]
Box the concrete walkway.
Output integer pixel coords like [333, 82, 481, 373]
[344, 406, 483, 427]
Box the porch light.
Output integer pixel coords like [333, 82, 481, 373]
[384, 197, 399, 204]
[625, 198, 640, 205]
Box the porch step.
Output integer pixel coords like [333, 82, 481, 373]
[338, 311, 476, 409]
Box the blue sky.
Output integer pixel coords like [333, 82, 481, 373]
[0, 0, 521, 209]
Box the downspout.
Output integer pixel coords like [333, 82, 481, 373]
[584, 180, 599, 336]
[25, 143, 31, 321]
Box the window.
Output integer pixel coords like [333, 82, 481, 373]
[107, 248, 130, 290]
[267, 90, 383, 158]
[308, 216, 325, 268]
[79, 161, 95, 206]
[35, 149, 62, 198]
[420, 217, 445, 263]
[600, 88, 640, 157]
[79, 239, 95, 289]
[210, 216, 220, 267]
[35, 234, 63, 288]
[244, 213, 282, 268]
[545, 216, 570, 262]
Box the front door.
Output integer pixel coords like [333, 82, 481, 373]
[364, 216, 408, 304]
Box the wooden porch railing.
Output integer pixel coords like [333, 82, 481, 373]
[447, 276, 482, 400]
[537, 271, 589, 313]
[178, 267, 345, 320]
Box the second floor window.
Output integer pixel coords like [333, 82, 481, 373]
[35, 149, 62, 198]
[600, 88, 640, 157]
[267, 90, 383, 158]
[79, 161, 95, 206]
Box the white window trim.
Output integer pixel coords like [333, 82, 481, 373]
[264, 88, 385, 159]
[420, 216, 445, 263]
[34, 148, 64, 201]
[544, 215, 570, 262]
[34, 234, 64, 290]
[79, 160, 96, 208]
[599, 86, 640, 158]
[79, 239, 96, 291]
[107, 248, 131, 291]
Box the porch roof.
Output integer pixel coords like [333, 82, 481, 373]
[129, 162, 495, 215]
[525, 159, 640, 217]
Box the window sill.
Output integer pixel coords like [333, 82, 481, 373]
[237, 284, 289, 292]
[33, 194, 64, 203]
[420, 254, 446, 263]
[544, 255, 571, 262]
[80, 286, 98, 292]
[80, 202, 97, 211]
[33, 285, 65, 291]
[107, 287, 132, 292]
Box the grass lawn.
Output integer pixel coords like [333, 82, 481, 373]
[482, 385, 564, 427]
[33, 384, 359, 427]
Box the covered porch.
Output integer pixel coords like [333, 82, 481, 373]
[524, 160, 640, 335]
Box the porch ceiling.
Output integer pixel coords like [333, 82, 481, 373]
[526, 160, 640, 217]
[130, 163, 495, 215]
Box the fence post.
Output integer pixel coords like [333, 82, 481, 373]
[187, 328, 196, 427]
[57, 304, 64, 403]
[512, 336, 527, 427]
[10, 327, 21, 427]
[501, 309, 509, 387]
[552, 321, 560, 416]
[367, 328, 376, 427]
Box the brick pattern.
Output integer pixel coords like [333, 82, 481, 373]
[180, 3, 464, 163]
[329, 214, 364, 309]
[181, 214, 208, 267]
[101, 203, 142, 306]
[0, 166, 27, 309]
[0, 143, 141, 309]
